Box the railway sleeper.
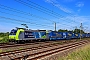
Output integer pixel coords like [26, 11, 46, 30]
[0, 40, 88, 60]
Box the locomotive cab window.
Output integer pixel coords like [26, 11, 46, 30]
[10, 30, 17, 35]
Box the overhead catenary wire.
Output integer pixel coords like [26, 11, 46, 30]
[49, 0, 79, 22]
[17, 0, 78, 23]
[0, 4, 54, 23]
[27, 0, 63, 17]
[15, 0, 62, 19]
[0, 2, 78, 30]
[15, 0, 78, 26]
[0, 4, 76, 28]
[15, 0, 60, 19]
[0, 11, 52, 26]
[0, 16, 53, 28]
[0, 0, 87, 32]
[0, 20, 53, 30]
[0, 10, 74, 29]
[0, 4, 55, 29]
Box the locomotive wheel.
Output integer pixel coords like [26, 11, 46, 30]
[14, 40, 20, 44]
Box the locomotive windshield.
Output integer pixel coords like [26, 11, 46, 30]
[10, 30, 17, 35]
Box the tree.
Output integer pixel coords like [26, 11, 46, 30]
[73, 29, 84, 33]
[0, 32, 9, 37]
[58, 29, 68, 32]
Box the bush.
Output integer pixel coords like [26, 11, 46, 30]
[0, 36, 9, 43]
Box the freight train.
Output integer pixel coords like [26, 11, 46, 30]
[9, 28, 90, 43]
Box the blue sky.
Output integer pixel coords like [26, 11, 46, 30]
[0, 0, 90, 33]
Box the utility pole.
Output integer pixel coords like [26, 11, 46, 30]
[75, 26, 77, 33]
[80, 23, 82, 40]
[54, 22, 56, 31]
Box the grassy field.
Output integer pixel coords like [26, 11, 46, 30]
[59, 42, 90, 60]
[0, 37, 3, 40]
[0, 36, 9, 43]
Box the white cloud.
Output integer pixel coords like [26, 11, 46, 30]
[76, 2, 84, 7]
[44, 0, 90, 32]
[44, 0, 73, 13]
[77, 9, 81, 12]
[75, 2, 84, 12]
[62, 16, 89, 23]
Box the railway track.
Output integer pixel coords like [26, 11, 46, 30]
[0, 41, 56, 48]
[0, 40, 76, 48]
[0, 40, 89, 60]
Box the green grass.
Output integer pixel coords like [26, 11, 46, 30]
[0, 37, 3, 40]
[59, 43, 90, 60]
[19, 47, 24, 50]
[0, 36, 9, 43]
[0, 49, 2, 53]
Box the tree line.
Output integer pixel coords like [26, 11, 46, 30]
[0, 32, 9, 37]
[58, 29, 85, 33]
